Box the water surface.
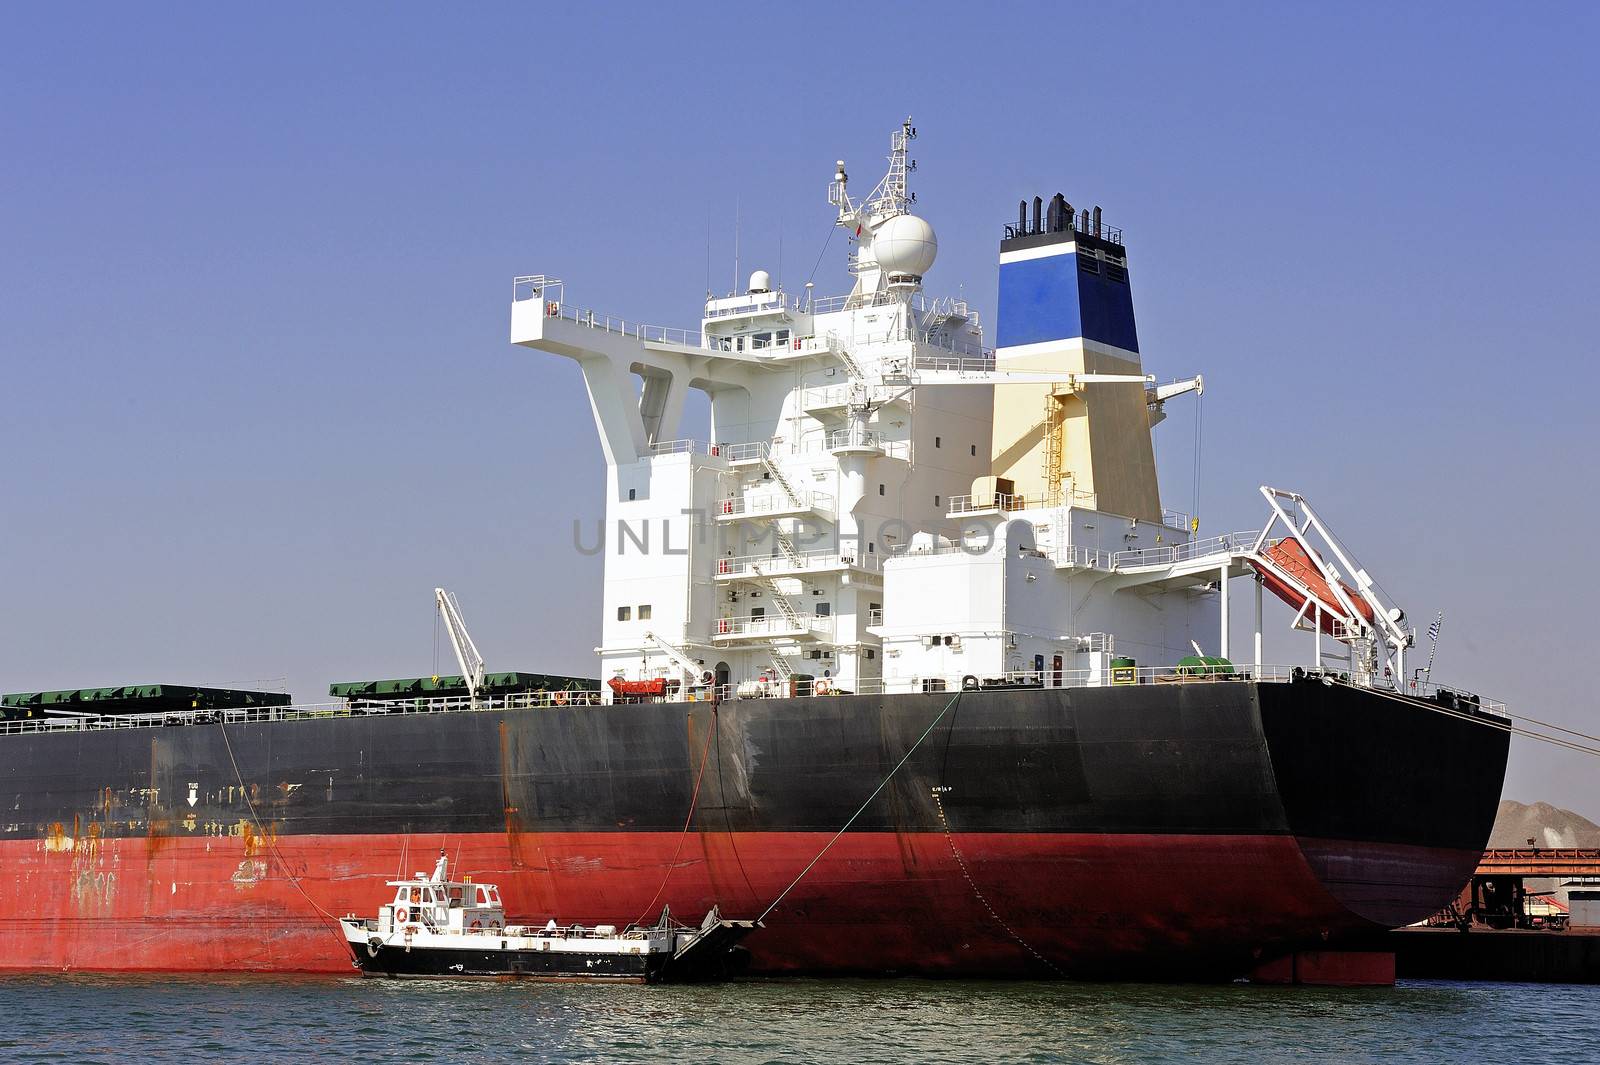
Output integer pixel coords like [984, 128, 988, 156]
[0, 975, 1590, 1063]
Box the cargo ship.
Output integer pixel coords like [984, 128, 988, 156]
[0, 121, 1509, 978]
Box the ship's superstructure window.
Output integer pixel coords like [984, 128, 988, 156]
[638, 604, 651, 620]
[816, 603, 831, 617]
[617, 606, 631, 621]
[879, 483, 885, 495]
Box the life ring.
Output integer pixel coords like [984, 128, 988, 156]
[471, 919, 483, 931]
[489, 920, 503, 932]
[552, 690, 569, 706]
[814, 678, 831, 696]
[546, 300, 559, 317]
[395, 907, 409, 924]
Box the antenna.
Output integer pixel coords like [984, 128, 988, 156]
[1424, 611, 1443, 680]
[733, 194, 741, 295]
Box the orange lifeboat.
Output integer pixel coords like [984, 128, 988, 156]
[1250, 538, 1374, 636]
[606, 677, 678, 700]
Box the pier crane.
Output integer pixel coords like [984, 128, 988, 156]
[434, 588, 486, 701]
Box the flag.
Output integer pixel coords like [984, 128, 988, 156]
[1427, 614, 1442, 643]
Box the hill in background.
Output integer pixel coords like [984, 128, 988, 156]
[1490, 800, 1600, 848]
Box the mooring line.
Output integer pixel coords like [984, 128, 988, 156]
[633, 706, 719, 926]
[218, 722, 354, 957]
[756, 690, 962, 925]
[1328, 677, 1600, 758]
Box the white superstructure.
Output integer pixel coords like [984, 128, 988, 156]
[511, 121, 1417, 700]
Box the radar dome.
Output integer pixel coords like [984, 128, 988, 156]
[747, 269, 771, 293]
[871, 214, 938, 279]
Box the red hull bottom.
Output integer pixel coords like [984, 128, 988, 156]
[0, 831, 1475, 977]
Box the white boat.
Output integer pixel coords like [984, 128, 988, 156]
[339, 851, 755, 982]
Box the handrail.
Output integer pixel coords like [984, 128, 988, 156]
[715, 550, 878, 577]
[1110, 530, 1260, 570]
[0, 690, 606, 735]
[712, 613, 834, 638]
[0, 665, 1510, 730]
[714, 490, 835, 518]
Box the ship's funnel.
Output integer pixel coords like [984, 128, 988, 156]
[990, 194, 1157, 521]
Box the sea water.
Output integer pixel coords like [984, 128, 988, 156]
[0, 975, 1591, 1063]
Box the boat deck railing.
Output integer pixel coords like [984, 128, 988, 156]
[0, 665, 1507, 736]
[514, 277, 992, 361]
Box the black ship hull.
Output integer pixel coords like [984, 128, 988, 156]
[0, 677, 1509, 977]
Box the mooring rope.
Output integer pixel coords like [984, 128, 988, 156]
[1325, 677, 1600, 759]
[633, 706, 719, 926]
[755, 690, 963, 925]
[218, 722, 354, 957]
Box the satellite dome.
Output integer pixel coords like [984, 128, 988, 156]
[871, 214, 938, 279]
[747, 269, 771, 293]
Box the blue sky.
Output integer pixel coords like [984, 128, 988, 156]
[3, 3, 1596, 814]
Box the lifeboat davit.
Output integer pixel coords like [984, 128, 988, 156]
[1250, 537, 1374, 636]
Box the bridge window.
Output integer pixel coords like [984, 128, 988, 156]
[617, 606, 632, 621]
[638, 604, 652, 620]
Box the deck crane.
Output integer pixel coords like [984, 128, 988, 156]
[1146, 375, 1203, 427]
[434, 588, 486, 702]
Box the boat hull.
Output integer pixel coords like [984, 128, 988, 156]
[0, 678, 1508, 978]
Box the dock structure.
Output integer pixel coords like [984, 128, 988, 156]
[1475, 848, 1600, 878]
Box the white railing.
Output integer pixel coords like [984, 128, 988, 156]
[512, 282, 714, 351]
[1111, 530, 1260, 570]
[825, 428, 909, 459]
[703, 292, 803, 319]
[1051, 544, 1116, 570]
[946, 492, 1043, 515]
[714, 490, 835, 518]
[712, 613, 834, 639]
[801, 384, 855, 409]
[648, 439, 730, 460]
[847, 663, 1299, 696]
[719, 441, 770, 463]
[0, 666, 1511, 729]
[514, 278, 994, 364]
[0, 690, 607, 736]
[715, 550, 878, 578]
